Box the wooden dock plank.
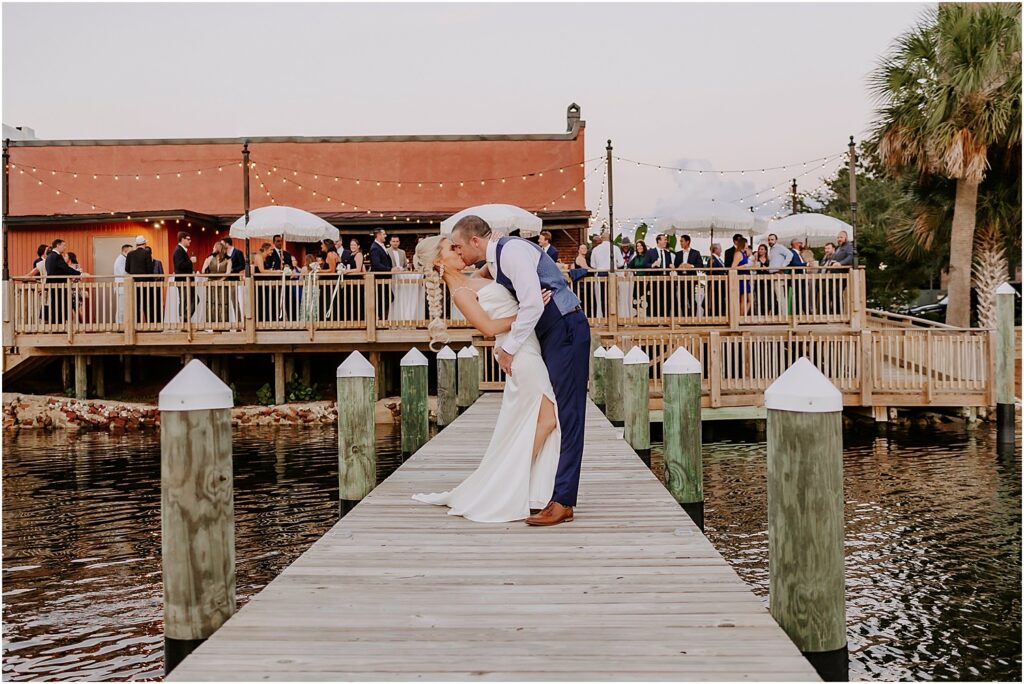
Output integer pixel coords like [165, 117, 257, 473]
[168, 394, 818, 681]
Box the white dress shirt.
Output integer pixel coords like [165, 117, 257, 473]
[486, 238, 543, 357]
[590, 241, 624, 271]
[113, 254, 127, 283]
[768, 243, 794, 271]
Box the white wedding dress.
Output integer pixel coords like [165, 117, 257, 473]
[412, 282, 561, 522]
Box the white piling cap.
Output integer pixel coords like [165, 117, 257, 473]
[605, 345, 624, 360]
[663, 347, 701, 375]
[764, 357, 842, 413]
[337, 351, 375, 378]
[469, 346, 480, 357]
[594, 346, 607, 358]
[996, 282, 1017, 295]
[401, 347, 429, 366]
[623, 347, 650, 365]
[457, 346, 475, 358]
[436, 345, 457, 360]
[159, 359, 233, 412]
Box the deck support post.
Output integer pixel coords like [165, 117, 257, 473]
[622, 347, 651, 466]
[662, 347, 704, 531]
[92, 356, 105, 399]
[765, 358, 847, 681]
[591, 345, 607, 410]
[123, 355, 132, 384]
[604, 345, 625, 427]
[337, 352, 377, 516]
[74, 355, 87, 399]
[436, 346, 458, 428]
[456, 346, 477, 412]
[158, 360, 235, 676]
[301, 353, 311, 386]
[400, 348, 429, 458]
[995, 283, 1016, 444]
[273, 352, 286, 405]
[62, 357, 72, 393]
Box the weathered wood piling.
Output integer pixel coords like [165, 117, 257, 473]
[765, 357, 848, 681]
[604, 344, 624, 426]
[591, 344, 607, 408]
[435, 345, 458, 428]
[400, 347, 429, 457]
[622, 346, 651, 465]
[995, 282, 1017, 444]
[662, 346, 704, 530]
[158, 360, 236, 675]
[456, 345, 478, 411]
[336, 351, 376, 516]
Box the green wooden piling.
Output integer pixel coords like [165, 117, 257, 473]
[436, 346, 458, 428]
[592, 345, 607, 408]
[336, 351, 377, 516]
[662, 346, 704, 530]
[995, 282, 1017, 444]
[456, 346, 476, 411]
[622, 346, 651, 465]
[604, 345, 625, 427]
[401, 348, 429, 458]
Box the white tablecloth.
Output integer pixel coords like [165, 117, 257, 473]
[389, 273, 426, 321]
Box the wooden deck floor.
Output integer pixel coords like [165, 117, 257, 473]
[168, 394, 819, 681]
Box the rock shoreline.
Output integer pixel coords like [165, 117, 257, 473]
[2, 394, 411, 432]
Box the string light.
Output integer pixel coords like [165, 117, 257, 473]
[8, 160, 238, 180]
[612, 153, 842, 175]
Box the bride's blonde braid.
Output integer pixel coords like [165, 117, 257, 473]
[415, 236, 450, 351]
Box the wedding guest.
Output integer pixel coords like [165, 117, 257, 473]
[204, 242, 233, 325]
[644, 233, 673, 269]
[173, 232, 196, 324]
[113, 243, 131, 324]
[834, 230, 856, 266]
[628, 240, 648, 269]
[574, 244, 591, 271]
[767, 233, 793, 315]
[723, 233, 744, 270]
[44, 239, 81, 324]
[219, 236, 246, 275]
[538, 230, 559, 262]
[673, 234, 703, 317]
[368, 228, 393, 272]
[731, 236, 752, 316]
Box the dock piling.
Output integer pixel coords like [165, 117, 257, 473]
[765, 357, 848, 681]
[995, 282, 1017, 444]
[401, 348, 429, 458]
[591, 345, 607, 409]
[436, 346, 458, 428]
[74, 355, 87, 399]
[662, 346, 704, 530]
[456, 346, 477, 411]
[622, 346, 651, 465]
[336, 352, 377, 516]
[158, 360, 235, 675]
[604, 345, 625, 427]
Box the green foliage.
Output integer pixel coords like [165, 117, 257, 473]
[634, 223, 649, 244]
[229, 382, 239, 405]
[63, 387, 75, 398]
[255, 383, 274, 406]
[286, 373, 319, 402]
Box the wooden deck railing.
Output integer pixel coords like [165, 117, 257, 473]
[6, 267, 866, 344]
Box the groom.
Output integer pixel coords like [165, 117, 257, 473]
[450, 216, 591, 526]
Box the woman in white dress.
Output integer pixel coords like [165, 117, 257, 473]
[411, 236, 562, 523]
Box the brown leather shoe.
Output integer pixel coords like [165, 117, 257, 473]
[526, 502, 574, 526]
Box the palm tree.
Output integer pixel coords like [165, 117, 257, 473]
[870, 3, 1021, 327]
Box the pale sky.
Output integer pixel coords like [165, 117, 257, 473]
[3, 1, 929, 224]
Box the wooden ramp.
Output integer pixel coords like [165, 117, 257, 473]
[169, 394, 819, 681]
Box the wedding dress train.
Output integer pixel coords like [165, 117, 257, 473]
[412, 283, 561, 522]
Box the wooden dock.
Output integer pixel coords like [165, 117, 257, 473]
[168, 394, 818, 681]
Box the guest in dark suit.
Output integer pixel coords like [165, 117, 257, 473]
[368, 228, 393, 320]
[146, 247, 165, 323]
[125, 236, 155, 324]
[172, 231, 195, 324]
[220, 237, 246, 275]
[723, 233, 744, 272]
[706, 242, 727, 318]
[44, 239, 81, 325]
[538, 230, 559, 263]
[673, 234, 703, 317]
[644, 233, 674, 318]
[264, 234, 296, 320]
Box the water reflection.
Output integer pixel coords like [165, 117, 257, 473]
[2, 418, 1020, 681]
[650, 418, 1022, 682]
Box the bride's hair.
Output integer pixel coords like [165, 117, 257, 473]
[414, 236, 449, 351]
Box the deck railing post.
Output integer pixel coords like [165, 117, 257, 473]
[727, 270, 740, 329]
[158, 360, 235, 676]
[765, 358, 847, 681]
[365, 274, 377, 342]
[604, 345, 625, 427]
[436, 345, 458, 428]
[591, 345, 607, 410]
[995, 282, 1017, 444]
[337, 351, 377, 516]
[622, 346, 651, 466]
[662, 347, 704, 530]
[400, 347, 429, 458]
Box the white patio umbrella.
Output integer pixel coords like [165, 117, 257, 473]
[653, 200, 757, 236]
[229, 205, 340, 242]
[440, 203, 543, 238]
[765, 213, 853, 246]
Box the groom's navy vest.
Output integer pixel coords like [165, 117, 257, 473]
[493, 237, 581, 337]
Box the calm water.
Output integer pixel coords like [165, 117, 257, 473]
[2, 417, 1021, 681]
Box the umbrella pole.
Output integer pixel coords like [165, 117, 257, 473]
[848, 136, 858, 268]
[242, 142, 251, 278]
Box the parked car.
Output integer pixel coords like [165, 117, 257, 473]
[905, 284, 1021, 325]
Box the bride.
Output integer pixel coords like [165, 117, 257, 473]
[410, 235, 562, 523]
